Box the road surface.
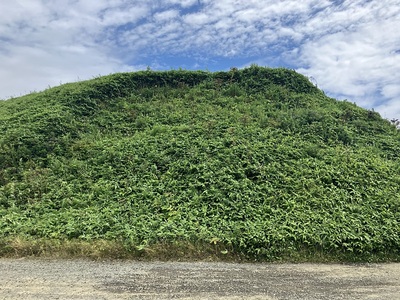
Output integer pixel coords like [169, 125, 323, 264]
[0, 259, 399, 299]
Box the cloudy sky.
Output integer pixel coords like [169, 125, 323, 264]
[1, 0, 399, 119]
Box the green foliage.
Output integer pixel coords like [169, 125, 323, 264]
[0, 65, 399, 261]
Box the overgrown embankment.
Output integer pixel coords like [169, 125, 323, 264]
[1, 65, 399, 261]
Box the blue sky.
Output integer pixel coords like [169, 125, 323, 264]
[1, 0, 399, 119]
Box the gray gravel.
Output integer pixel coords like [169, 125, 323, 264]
[0, 259, 399, 299]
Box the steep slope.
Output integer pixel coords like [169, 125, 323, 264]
[0, 65, 399, 261]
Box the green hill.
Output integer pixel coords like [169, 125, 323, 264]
[0, 65, 399, 261]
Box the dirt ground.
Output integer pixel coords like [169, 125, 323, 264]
[0, 259, 399, 299]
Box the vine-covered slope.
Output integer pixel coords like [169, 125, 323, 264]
[0, 65, 399, 261]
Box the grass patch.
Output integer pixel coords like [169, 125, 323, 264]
[1, 237, 399, 263]
[0, 237, 244, 261]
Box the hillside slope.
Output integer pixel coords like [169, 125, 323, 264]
[0, 65, 399, 261]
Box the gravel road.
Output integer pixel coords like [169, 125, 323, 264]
[0, 259, 399, 299]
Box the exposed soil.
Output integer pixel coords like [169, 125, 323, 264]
[0, 259, 399, 299]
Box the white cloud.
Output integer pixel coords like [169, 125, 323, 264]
[165, 0, 198, 8]
[0, 0, 138, 99]
[296, 0, 400, 119]
[0, 42, 131, 98]
[382, 85, 400, 99]
[182, 12, 211, 26]
[154, 9, 180, 22]
[99, 4, 149, 27]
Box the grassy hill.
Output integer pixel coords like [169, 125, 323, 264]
[0, 65, 399, 261]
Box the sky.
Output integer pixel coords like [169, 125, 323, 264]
[1, 0, 399, 119]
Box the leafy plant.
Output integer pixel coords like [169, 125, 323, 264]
[0, 65, 399, 261]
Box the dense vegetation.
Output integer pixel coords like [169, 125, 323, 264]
[0, 65, 399, 261]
